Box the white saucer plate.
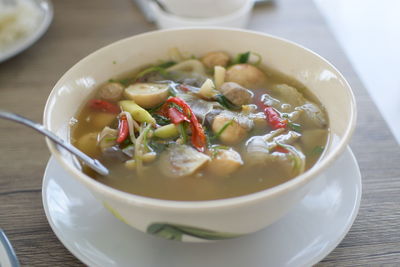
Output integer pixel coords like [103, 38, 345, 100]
[42, 146, 361, 267]
[0, 0, 53, 63]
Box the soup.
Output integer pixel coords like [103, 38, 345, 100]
[71, 50, 329, 201]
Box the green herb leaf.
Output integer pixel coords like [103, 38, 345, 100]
[214, 94, 241, 110]
[214, 119, 234, 139]
[157, 61, 176, 68]
[311, 145, 325, 156]
[168, 85, 177, 96]
[233, 51, 250, 64]
[104, 137, 117, 142]
[153, 114, 171, 126]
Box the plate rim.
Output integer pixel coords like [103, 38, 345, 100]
[42, 146, 362, 266]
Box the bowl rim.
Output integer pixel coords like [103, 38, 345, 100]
[43, 27, 357, 211]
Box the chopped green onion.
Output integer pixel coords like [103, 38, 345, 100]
[214, 119, 234, 139]
[178, 122, 188, 144]
[277, 142, 305, 175]
[142, 126, 153, 153]
[135, 66, 167, 81]
[104, 137, 117, 142]
[232, 51, 263, 66]
[157, 61, 176, 68]
[288, 122, 302, 132]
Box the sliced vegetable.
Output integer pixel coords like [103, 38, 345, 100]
[165, 97, 207, 152]
[135, 124, 153, 177]
[122, 111, 138, 143]
[214, 66, 226, 90]
[124, 83, 169, 108]
[99, 127, 118, 151]
[166, 59, 206, 76]
[264, 106, 287, 129]
[119, 100, 156, 124]
[88, 99, 120, 114]
[198, 78, 217, 99]
[154, 124, 180, 139]
[116, 115, 129, 144]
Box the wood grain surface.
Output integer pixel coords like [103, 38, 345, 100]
[0, 0, 399, 266]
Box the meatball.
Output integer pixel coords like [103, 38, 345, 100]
[201, 51, 230, 69]
[225, 64, 267, 89]
[98, 82, 124, 102]
[212, 115, 247, 145]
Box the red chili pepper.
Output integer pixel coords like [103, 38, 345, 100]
[179, 85, 190, 92]
[166, 97, 207, 152]
[116, 115, 129, 144]
[88, 99, 120, 114]
[274, 146, 289, 153]
[264, 106, 287, 129]
[168, 107, 190, 124]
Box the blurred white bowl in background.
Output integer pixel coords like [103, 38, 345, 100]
[157, 0, 245, 18]
[149, 0, 254, 29]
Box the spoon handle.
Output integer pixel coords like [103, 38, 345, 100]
[0, 111, 109, 176]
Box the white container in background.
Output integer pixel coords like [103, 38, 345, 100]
[149, 0, 254, 29]
[157, 0, 245, 18]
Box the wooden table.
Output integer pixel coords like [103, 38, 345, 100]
[1, 0, 399, 265]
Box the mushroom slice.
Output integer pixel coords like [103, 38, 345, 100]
[124, 83, 169, 108]
[159, 144, 210, 178]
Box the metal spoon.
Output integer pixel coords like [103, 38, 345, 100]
[0, 111, 109, 176]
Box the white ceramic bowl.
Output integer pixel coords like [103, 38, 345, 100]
[44, 28, 356, 242]
[149, 0, 254, 29]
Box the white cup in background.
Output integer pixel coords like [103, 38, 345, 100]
[157, 0, 245, 18]
[150, 0, 254, 29]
